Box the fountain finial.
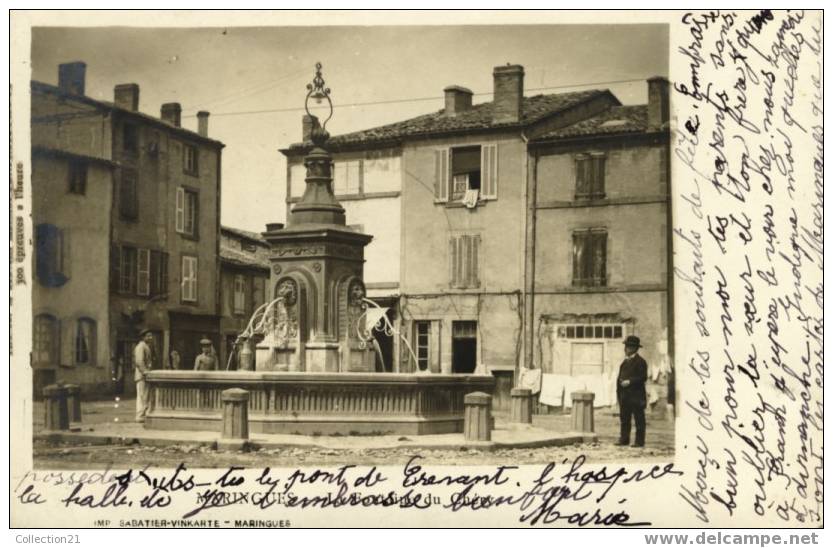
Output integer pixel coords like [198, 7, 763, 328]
[305, 62, 332, 145]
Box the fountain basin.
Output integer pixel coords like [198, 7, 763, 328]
[145, 371, 495, 435]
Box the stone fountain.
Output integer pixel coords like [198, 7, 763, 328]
[144, 64, 494, 435]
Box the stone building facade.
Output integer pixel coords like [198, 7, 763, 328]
[218, 225, 270, 370]
[278, 64, 673, 412]
[31, 62, 224, 397]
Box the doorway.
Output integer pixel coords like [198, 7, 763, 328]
[452, 320, 477, 374]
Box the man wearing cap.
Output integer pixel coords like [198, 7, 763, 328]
[133, 329, 155, 422]
[194, 338, 218, 371]
[616, 335, 648, 447]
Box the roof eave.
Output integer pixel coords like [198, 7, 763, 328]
[32, 80, 225, 149]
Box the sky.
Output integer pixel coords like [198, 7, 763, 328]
[31, 23, 668, 232]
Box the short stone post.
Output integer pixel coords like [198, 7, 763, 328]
[43, 384, 70, 431]
[510, 387, 533, 424]
[65, 384, 82, 423]
[464, 392, 492, 442]
[571, 391, 595, 433]
[218, 388, 250, 450]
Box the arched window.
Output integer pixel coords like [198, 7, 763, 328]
[74, 317, 97, 365]
[33, 314, 59, 365]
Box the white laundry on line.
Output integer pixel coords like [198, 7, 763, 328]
[518, 367, 542, 394]
[538, 374, 568, 407]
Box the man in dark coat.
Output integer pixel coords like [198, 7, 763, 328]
[616, 335, 648, 447]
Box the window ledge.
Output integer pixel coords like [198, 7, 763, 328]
[177, 231, 200, 241]
[440, 199, 493, 209]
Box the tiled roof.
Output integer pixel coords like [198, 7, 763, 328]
[533, 104, 651, 140]
[220, 243, 270, 270]
[31, 80, 224, 147]
[286, 89, 613, 151]
[221, 225, 268, 244]
[220, 225, 269, 270]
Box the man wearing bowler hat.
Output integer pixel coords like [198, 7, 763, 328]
[616, 335, 648, 447]
[133, 329, 155, 422]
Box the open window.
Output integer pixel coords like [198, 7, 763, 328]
[434, 144, 497, 203]
[451, 146, 481, 200]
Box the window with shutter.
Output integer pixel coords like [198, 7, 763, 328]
[137, 248, 150, 296]
[119, 169, 138, 220]
[181, 255, 198, 302]
[481, 144, 498, 199]
[448, 146, 483, 202]
[415, 321, 431, 371]
[123, 124, 139, 153]
[110, 244, 121, 293]
[176, 187, 199, 237]
[572, 229, 607, 287]
[33, 314, 59, 366]
[449, 234, 481, 289]
[68, 160, 87, 195]
[175, 188, 184, 232]
[35, 224, 68, 287]
[333, 160, 363, 196]
[233, 274, 246, 315]
[575, 153, 606, 199]
[252, 277, 265, 311]
[148, 250, 169, 297]
[119, 246, 137, 293]
[434, 148, 450, 202]
[159, 252, 169, 296]
[183, 144, 199, 175]
[74, 318, 96, 365]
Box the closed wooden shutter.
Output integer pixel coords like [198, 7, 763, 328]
[149, 250, 159, 296]
[137, 248, 150, 296]
[182, 256, 197, 301]
[434, 148, 450, 202]
[481, 144, 498, 199]
[575, 155, 589, 197]
[591, 154, 606, 196]
[470, 234, 480, 287]
[449, 236, 458, 287]
[449, 235, 480, 288]
[110, 244, 120, 292]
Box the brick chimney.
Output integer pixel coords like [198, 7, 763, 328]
[160, 103, 182, 127]
[647, 76, 670, 129]
[58, 62, 86, 96]
[197, 111, 210, 137]
[114, 84, 140, 111]
[444, 85, 473, 117]
[302, 114, 320, 142]
[492, 64, 524, 124]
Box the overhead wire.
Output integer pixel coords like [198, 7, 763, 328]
[182, 77, 646, 119]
